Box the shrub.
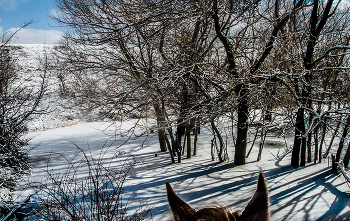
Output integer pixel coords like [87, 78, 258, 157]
[0, 22, 42, 195]
[29, 144, 152, 220]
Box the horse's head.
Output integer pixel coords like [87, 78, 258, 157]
[166, 172, 269, 221]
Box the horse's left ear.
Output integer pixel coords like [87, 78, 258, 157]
[166, 181, 196, 221]
[240, 172, 269, 221]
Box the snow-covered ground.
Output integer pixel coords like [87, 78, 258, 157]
[8, 44, 350, 220]
[14, 44, 97, 131]
[20, 121, 350, 221]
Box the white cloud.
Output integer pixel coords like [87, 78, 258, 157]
[4, 28, 63, 44]
[49, 9, 61, 18]
[0, 0, 17, 11]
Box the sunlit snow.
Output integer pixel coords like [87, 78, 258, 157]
[7, 44, 350, 221]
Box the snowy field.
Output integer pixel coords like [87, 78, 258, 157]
[9, 45, 350, 220]
[19, 121, 350, 221]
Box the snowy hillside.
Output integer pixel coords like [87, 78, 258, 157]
[13, 44, 102, 131]
[7, 44, 350, 221]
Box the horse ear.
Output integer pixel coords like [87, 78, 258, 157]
[240, 172, 269, 221]
[166, 181, 196, 221]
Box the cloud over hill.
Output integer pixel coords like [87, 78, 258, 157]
[2, 27, 63, 44]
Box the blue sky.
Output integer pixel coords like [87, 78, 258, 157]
[0, 0, 63, 44]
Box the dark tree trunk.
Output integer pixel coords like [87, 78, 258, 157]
[176, 125, 183, 163]
[300, 132, 307, 167]
[324, 114, 342, 158]
[176, 124, 184, 157]
[177, 151, 181, 163]
[292, 108, 305, 167]
[186, 123, 191, 159]
[182, 133, 186, 155]
[231, 112, 236, 147]
[235, 85, 248, 165]
[319, 120, 327, 162]
[164, 134, 175, 163]
[257, 129, 267, 162]
[336, 115, 350, 162]
[153, 103, 167, 152]
[193, 127, 198, 156]
[158, 129, 167, 152]
[307, 113, 314, 163]
[301, 75, 311, 167]
[314, 99, 322, 164]
[331, 154, 337, 174]
[343, 142, 350, 167]
[246, 127, 259, 158]
[167, 128, 181, 163]
[211, 120, 225, 162]
[211, 138, 215, 161]
[314, 127, 319, 164]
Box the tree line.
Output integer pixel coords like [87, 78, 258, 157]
[51, 0, 350, 167]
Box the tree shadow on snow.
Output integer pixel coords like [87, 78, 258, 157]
[123, 162, 350, 221]
[268, 168, 350, 221]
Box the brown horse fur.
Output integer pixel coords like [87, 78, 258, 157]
[166, 172, 269, 221]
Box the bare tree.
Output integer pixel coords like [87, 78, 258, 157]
[210, 0, 306, 165]
[0, 22, 46, 194]
[51, 0, 226, 163]
[52, 0, 350, 167]
[260, 0, 350, 167]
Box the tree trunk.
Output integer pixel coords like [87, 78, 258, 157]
[176, 124, 184, 158]
[167, 127, 181, 163]
[323, 114, 342, 158]
[291, 108, 305, 167]
[211, 120, 225, 162]
[307, 113, 313, 163]
[211, 138, 215, 161]
[314, 127, 319, 164]
[164, 134, 175, 163]
[153, 103, 167, 152]
[257, 129, 267, 161]
[343, 142, 350, 168]
[336, 115, 350, 162]
[193, 127, 198, 156]
[314, 99, 322, 164]
[300, 133, 307, 167]
[186, 123, 191, 159]
[177, 151, 181, 163]
[246, 127, 259, 158]
[231, 112, 236, 148]
[331, 154, 337, 174]
[182, 133, 186, 155]
[158, 129, 167, 152]
[235, 85, 248, 165]
[319, 120, 327, 162]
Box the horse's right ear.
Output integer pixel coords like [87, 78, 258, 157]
[240, 172, 269, 221]
[166, 181, 196, 221]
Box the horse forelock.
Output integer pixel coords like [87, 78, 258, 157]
[187, 206, 241, 221]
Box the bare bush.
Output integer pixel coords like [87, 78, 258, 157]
[28, 144, 151, 221]
[0, 22, 45, 196]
